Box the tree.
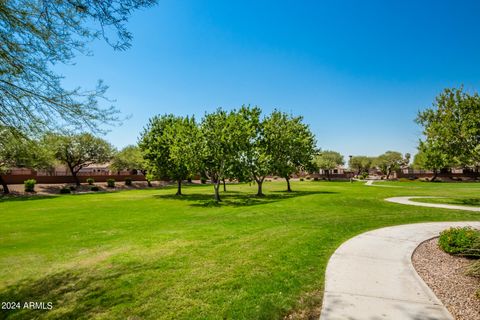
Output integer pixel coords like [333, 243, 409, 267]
[0, 0, 157, 135]
[264, 111, 317, 191]
[416, 87, 480, 170]
[0, 128, 53, 194]
[199, 109, 245, 201]
[413, 141, 451, 181]
[349, 156, 373, 175]
[45, 133, 114, 186]
[373, 151, 406, 179]
[139, 115, 199, 196]
[110, 145, 146, 175]
[314, 151, 344, 181]
[235, 106, 271, 197]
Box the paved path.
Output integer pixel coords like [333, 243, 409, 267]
[320, 221, 480, 320]
[386, 196, 480, 212]
[364, 180, 402, 187]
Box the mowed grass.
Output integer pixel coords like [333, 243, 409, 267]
[411, 196, 480, 207]
[1, 181, 479, 319]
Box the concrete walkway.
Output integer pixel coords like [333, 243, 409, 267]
[364, 180, 402, 187]
[320, 221, 480, 320]
[386, 196, 480, 212]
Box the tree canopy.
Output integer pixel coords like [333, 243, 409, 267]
[416, 87, 480, 170]
[0, 128, 53, 193]
[373, 151, 408, 179]
[0, 0, 157, 135]
[314, 151, 344, 180]
[349, 156, 373, 175]
[264, 111, 316, 191]
[139, 114, 199, 195]
[44, 133, 114, 185]
[110, 145, 146, 174]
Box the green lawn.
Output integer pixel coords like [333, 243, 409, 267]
[1, 181, 479, 319]
[410, 196, 480, 207]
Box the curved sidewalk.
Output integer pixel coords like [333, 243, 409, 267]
[320, 221, 480, 320]
[386, 196, 480, 212]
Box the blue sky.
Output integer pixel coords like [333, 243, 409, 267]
[56, 0, 480, 158]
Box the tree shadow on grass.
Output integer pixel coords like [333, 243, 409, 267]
[0, 261, 147, 320]
[0, 194, 58, 203]
[457, 198, 480, 206]
[153, 190, 337, 208]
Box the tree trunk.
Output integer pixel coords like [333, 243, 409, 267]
[326, 170, 331, 181]
[223, 178, 226, 192]
[286, 176, 292, 192]
[176, 179, 182, 195]
[386, 170, 391, 180]
[431, 170, 438, 182]
[256, 178, 265, 197]
[72, 172, 80, 186]
[0, 175, 9, 194]
[213, 180, 221, 202]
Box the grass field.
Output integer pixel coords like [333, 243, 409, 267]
[1, 180, 479, 319]
[410, 196, 480, 207]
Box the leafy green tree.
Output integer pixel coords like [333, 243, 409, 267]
[264, 111, 317, 192]
[235, 106, 273, 197]
[349, 156, 373, 175]
[45, 133, 114, 186]
[0, 128, 54, 194]
[413, 141, 451, 181]
[416, 87, 480, 169]
[139, 115, 199, 196]
[0, 0, 156, 135]
[110, 145, 146, 175]
[373, 151, 407, 179]
[314, 151, 344, 181]
[199, 109, 246, 201]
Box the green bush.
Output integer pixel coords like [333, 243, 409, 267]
[146, 173, 154, 187]
[24, 179, 36, 192]
[91, 186, 100, 192]
[313, 177, 319, 181]
[299, 178, 304, 181]
[59, 187, 71, 194]
[201, 178, 207, 184]
[69, 186, 76, 191]
[107, 179, 115, 188]
[86, 178, 95, 185]
[438, 227, 480, 255]
[125, 178, 132, 186]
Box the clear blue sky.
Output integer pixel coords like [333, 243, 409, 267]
[56, 0, 480, 159]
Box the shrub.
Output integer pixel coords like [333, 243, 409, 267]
[107, 179, 115, 188]
[146, 173, 154, 187]
[359, 172, 369, 180]
[314, 177, 319, 181]
[306, 176, 311, 180]
[24, 179, 36, 192]
[125, 178, 132, 186]
[86, 178, 95, 185]
[201, 178, 207, 184]
[59, 187, 71, 194]
[299, 178, 304, 181]
[438, 227, 480, 255]
[69, 186, 76, 191]
[91, 186, 100, 192]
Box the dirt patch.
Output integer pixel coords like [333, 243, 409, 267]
[412, 237, 480, 320]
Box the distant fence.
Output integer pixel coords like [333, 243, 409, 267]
[397, 171, 479, 180]
[1, 174, 146, 184]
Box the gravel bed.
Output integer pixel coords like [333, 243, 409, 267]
[412, 237, 480, 320]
